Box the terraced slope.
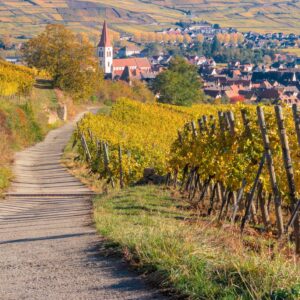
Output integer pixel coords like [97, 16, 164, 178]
[0, 0, 299, 38]
[154, 0, 300, 33]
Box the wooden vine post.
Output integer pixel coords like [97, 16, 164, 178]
[118, 145, 124, 189]
[239, 108, 258, 224]
[177, 130, 183, 145]
[198, 118, 204, 132]
[241, 109, 252, 138]
[81, 133, 92, 162]
[202, 115, 208, 131]
[96, 139, 102, 171]
[287, 104, 300, 240]
[257, 106, 284, 236]
[257, 181, 270, 229]
[103, 143, 115, 188]
[218, 111, 225, 138]
[210, 115, 216, 134]
[292, 104, 300, 145]
[191, 121, 198, 138]
[231, 179, 247, 223]
[241, 154, 265, 233]
[275, 105, 300, 254]
[227, 111, 235, 137]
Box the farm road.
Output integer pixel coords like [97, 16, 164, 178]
[0, 112, 165, 300]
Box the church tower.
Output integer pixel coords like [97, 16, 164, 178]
[98, 21, 113, 75]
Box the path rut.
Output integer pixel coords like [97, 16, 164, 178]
[0, 115, 165, 300]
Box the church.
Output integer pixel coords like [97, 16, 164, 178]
[97, 21, 154, 81]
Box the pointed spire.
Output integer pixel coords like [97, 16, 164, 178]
[98, 21, 111, 48]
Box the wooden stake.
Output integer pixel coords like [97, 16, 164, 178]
[257, 106, 284, 236]
[231, 179, 247, 224]
[241, 154, 265, 233]
[257, 181, 270, 229]
[191, 121, 198, 138]
[198, 177, 212, 204]
[210, 115, 216, 134]
[103, 143, 115, 188]
[202, 115, 208, 131]
[227, 111, 235, 136]
[241, 108, 252, 137]
[180, 164, 189, 191]
[177, 130, 183, 145]
[198, 118, 204, 133]
[81, 133, 92, 162]
[292, 104, 300, 147]
[218, 190, 230, 221]
[218, 111, 225, 137]
[208, 182, 218, 215]
[118, 145, 124, 189]
[275, 105, 300, 253]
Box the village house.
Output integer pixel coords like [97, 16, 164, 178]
[118, 45, 141, 58]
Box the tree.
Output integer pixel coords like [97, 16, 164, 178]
[211, 35, 221, 54]
[196, 34, 204, 43]
[176, 35, 184, 43]
[22, 24, 103, 101]
[263, 55, 272, 65]
[152, 56, 204, 106]
[237, 33, 245, 44]
[183, 34, 192, 44]
[216, 33, 225, 44]
[2, 34, 13, 49]
[143, 43, 162, 56]
[230, 33, 239, 45]
[134, 32, 142, 42]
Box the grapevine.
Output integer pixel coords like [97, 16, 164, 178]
[0, 61, 36, 97]
[75, 99, 300, 253]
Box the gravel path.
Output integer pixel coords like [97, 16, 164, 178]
[0, 115, 166, 300]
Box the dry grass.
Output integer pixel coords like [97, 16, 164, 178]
[0, 81, 61, 196]
[93, 185, 300, 299]
[62, 128, 300, 298]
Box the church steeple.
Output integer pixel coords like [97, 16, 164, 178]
[98, 21, 111, 48]
[98, 21, 113, 75]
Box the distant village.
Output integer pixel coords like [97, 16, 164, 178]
[97, 21, 300, 106]
[159, 21, 300, 49]
[2, 20, 300, 106]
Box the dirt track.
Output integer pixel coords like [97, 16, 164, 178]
[0, 115, 165, 300]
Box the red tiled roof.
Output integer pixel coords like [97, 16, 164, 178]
[98, 21, 111, 47]
[113, 58, 151, 69]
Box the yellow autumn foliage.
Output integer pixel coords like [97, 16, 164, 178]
[0, 60, 35, 97]
[76, 99, 300, 204]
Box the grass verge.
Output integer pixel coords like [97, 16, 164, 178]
[0, 82, 63, 196]
[0, 167, 12, 196]
[94, 186, 300, 300]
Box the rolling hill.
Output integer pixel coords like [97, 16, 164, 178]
[0, 0, 300, 39]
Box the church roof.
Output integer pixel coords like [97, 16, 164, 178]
[113, 58, 151, 69]
[98, 21, 111, 47]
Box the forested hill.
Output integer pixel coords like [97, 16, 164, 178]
[1, 0, 300, 38]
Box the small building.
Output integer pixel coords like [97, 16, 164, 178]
[118, 45, 141, 58]
[5, 56, 21, 64]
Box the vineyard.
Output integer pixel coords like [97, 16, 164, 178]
[0, 60, 36, 97]
[75, 99, 300, 255]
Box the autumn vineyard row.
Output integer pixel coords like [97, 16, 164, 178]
[75, 98, 300, 254]
[0, 60, 36, 97]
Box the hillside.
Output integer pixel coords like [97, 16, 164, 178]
[0, 0, 300, 39]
